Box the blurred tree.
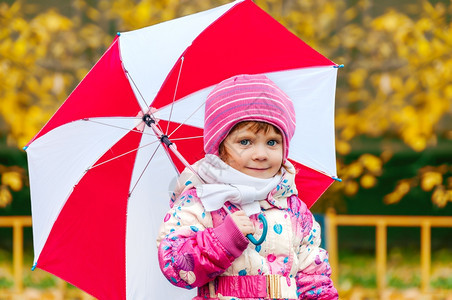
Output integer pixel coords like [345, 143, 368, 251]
[330, 0, 452, 209]
[0, 0, 451, 210]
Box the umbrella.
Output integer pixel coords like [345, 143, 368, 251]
[24, 0, 340, 299]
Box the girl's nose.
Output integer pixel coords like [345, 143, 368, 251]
[252, 145, 268, 160]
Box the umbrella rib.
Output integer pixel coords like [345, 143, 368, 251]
[129, 142, 162, 197]
[125, 70, 167, 136]
[170, 136, 203, 141]
[88, 139, 160, 170]
[126, 70, 150, 113]
[168, 100, 205, 138]
[165, 56, 185, 135]
[84, 119, 158, 137]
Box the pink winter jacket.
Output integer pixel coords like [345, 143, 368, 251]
[157, 164, 338, 300]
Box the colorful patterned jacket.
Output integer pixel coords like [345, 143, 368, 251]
[157, 162, 338, 300]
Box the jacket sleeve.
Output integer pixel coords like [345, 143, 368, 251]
[294, 203, 338, 299]
[157, 188, 249, 289]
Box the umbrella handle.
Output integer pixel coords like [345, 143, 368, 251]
[246, 214, 268, 245]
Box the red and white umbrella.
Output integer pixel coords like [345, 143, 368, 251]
[24, 0, 340, 299]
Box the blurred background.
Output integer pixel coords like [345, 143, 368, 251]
[0, 0, 451, 299]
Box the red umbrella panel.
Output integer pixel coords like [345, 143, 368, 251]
[24, 0, 340, 299]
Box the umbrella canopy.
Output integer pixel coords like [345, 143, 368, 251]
[24, 0, 340, 299]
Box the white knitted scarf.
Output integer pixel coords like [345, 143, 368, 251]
[195, 155, 283, 216]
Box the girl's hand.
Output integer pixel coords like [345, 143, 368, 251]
[230, 211, 255, 236]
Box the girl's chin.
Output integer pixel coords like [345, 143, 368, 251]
[244, 168, 275, 179]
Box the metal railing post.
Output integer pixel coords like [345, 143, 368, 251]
[376, 221, 387, 296]
[421, 221, 431, 293]
[326, 208, 338, 285]
[13, 220, 24, 292]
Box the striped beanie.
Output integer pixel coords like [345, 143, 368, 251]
[204, 74, 296, 161]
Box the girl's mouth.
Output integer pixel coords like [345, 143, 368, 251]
[247, 167, 269, 171]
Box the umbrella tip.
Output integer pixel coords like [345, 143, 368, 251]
[334, 64, 344, 68]
[332, 176, 342, 182]
[23, 146, 28, 151]
[117, 32, 121, 36]
[31, 262, 37, 271]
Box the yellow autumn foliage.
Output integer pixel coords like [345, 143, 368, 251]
[359, 154, 382, 175]
[360, 174, 377, 189]
[1, 171, 23, 192]
[344, 180, 359, 196]
[0, 165, 24, 207]
[0, 186, 12, 208]
[384, 180, 411, 205]
[432, 186, 452, 208]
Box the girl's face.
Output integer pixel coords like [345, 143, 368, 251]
[220, 122, 283, 179]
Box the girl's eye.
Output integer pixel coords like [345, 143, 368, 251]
[240, 139, 250, 146]
[267, 140, 277, 146]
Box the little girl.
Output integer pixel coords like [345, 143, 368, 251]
[157, 74, 338, 299]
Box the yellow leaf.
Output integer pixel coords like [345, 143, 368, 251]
[42, 75, 54, 93]
[348, 68, 367, 89]
[444, 85, 452, 100]
[1, 171, 22, 191]
[336, 140, 351, 155]
[396, 181, 411, 195]
[344, 7, 357, 22]
[384, 191, 401, 205]
[87, 7, 100, 21]
[372, 10, 400, 31]
[40, 10, 72, 31]
[360, 174, 376, 189]
[341, 126, 356, 141]
[390, 75, 403, 91]
[134, 1, 152, 25]
[347, 162, 363, 178]
[421, 171, 443, 191]
[344, 180, 359, 196]
[12, 17, 28, 32]
[417, 39, 431, 58]
[384, 180, 411, 204]
[432, 185, 447, 208]
[405, 134, 427, 152]
[416, 18, 433, 32]
[0, 186, 12, 207]
[359, 154, 382, 174]
[13, 39, 27, 58]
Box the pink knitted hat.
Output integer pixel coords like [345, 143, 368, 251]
[204, 74, 296, 160]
